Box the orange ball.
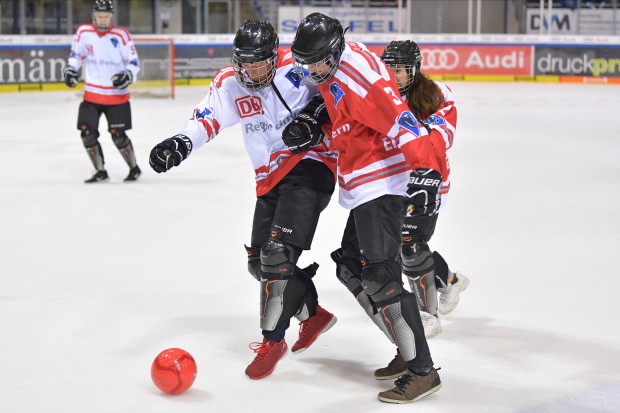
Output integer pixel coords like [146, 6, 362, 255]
[151, 348, 197, 394]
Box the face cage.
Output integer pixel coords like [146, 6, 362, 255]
[232, 54, 277, 91]
[293, 53, 340, 85]
[92, 11, 112, 32]
[387, 63, 417, 95]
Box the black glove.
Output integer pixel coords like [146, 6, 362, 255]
[406, 169, 442, 216]
[282, 113, 325, 154]
[149, 134, 193, 173]
[111, 69, 133, 89]
[62, 66, 79, 88]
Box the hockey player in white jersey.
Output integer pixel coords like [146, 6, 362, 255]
[149, 20, 337, 380]
[62, 0, 141, 183]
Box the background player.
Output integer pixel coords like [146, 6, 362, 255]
[149, 20, 337, 380]
[373, 39, 471, 379]
[62, 0, 141, 183]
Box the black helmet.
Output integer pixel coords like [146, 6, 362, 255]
[381, 40, 422, 95]
[291, 13, 345, 84]
[92, 0, 113, 32]
[93, 0, 113, 13]
[232, 20, 279, 91]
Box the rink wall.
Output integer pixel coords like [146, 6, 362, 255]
[1, 33, 619, 93]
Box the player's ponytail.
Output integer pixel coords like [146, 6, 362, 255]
[406, 72, 444, 121]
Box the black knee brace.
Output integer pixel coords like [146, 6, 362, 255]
[401, 241, 434, 278]
[260, 239, 297, 278]
[332, 248, 394, 342]
[259, 240, 306, 331]
[80, 129, 100, 148]
[361, 260, 404, 305]
[110, 130, 130, 149]
[331, 248, 365, 297]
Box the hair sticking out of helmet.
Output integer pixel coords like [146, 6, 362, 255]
[381, 40, 422, 95]
[232, 20, 279, 91]
[291, 13, 345, 85]
[92, 0, 113, 32]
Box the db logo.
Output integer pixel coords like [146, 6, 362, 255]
[235, 96, 263, 118]
[86, 44, 94, 56]
[421, 49, 459, 70]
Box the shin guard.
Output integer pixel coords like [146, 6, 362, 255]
[378, 292, 433, 370]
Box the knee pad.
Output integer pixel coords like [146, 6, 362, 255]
[361, 260, 403, 305]
[331, 248, 364, 297]
[331, 248, 393, 341]
[80, 129, 100, 148]
[401, 241, 434, 277]
[260, 239, 297, 278]
[244, 245, 261, 281]
[110, 130, 130, 149]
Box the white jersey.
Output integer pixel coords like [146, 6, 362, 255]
[67, 24, 140, 105]
[178, 49, 338, 196]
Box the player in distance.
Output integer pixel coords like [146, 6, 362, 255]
[62, 0, 142, 183]
[149, 20, 337, 380]
[372, 39, 470, 379]
[284, 13, 442, 404]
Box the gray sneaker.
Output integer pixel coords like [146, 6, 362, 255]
[374, 350, 408, 380]
[439, 272, 470, 315]
[378, 368, 442, 404]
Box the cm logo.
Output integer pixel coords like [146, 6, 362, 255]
[235, 96, 263, 118]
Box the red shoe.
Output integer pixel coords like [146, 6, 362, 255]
[245, 338, 288, 380]
[291, 306, 337, 353]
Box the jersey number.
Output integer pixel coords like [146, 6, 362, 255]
[384, 87, 402, 105]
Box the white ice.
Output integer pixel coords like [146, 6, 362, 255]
[1, 82, 619, 413]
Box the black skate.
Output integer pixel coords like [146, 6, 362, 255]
[124, 166, 142, 182]
[84, 170, 109, 183]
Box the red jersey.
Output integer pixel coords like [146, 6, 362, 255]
[318, 42, 440, 209]
[418, 80, 457, 204]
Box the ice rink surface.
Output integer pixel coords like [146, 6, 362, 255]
[1, 81, 619, 413]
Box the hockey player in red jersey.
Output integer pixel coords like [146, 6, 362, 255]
[372, 40, 470, 378]
[286, 13, 442, 403]
[62, 0, 141, 183]
[149, 21, 337, 380]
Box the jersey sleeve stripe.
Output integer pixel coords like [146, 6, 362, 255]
[340, 61, 372, 91]
[77, 27, 98, 42]
[213, 67, 235, 88]
[351, 45, 381, 74]
[111, 26, 131, 40]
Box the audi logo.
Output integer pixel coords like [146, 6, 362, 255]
[421, 49, 460, 70]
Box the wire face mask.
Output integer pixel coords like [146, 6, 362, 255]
[231, 20, 279, 92]
[292, 36, 344, 85]
[292, 53, 339, 85]
[232, 51, 277, 91]
[385, 64, 416, 95]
